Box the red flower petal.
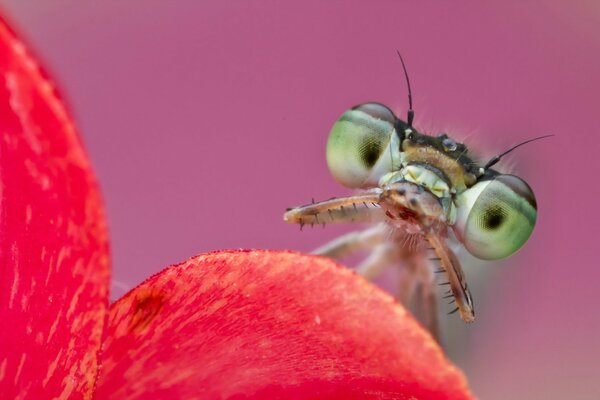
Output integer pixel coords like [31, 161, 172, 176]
[0, 16, 110, 399]
[97, 250, 473, 399]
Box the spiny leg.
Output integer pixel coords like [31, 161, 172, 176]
[312, 223, 388, 260]
[426, 231, 475, 323]
[284, 189, 385, 227]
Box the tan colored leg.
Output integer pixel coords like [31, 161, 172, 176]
[416, 255, 441, 343]
[356, 243, 394, 280]
[312, 223, 387, 259]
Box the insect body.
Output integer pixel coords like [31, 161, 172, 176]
[284, 56, 542, 338]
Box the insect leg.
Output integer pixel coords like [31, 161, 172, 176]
[426, 232, 475, 323]
[390, 242, 440, 341]
[312, 223, 387, 260]
[396, 251, 419, 307]
[284, 189, 384, 225]
[415, 252, 441, 342]
[356, 243, 394, 280]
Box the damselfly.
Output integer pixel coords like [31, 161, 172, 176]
[284, 53, 547, 339]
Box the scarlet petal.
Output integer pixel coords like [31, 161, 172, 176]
[97, 250, 473, 399]
[0, 17, 110, 399]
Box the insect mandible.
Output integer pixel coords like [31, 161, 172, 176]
[284, 52, 548, 339]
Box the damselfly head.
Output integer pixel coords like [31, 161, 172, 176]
[284, 54, 549, 329]
[324, 101, 539, 260]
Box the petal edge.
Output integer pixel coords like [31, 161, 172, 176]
[97, 250, 473, 400]
[0, 15, 110, 399]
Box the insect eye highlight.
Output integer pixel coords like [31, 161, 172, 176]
[452, 175, 537, 260]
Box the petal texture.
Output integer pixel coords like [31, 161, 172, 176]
[0, 16, 110, 399]
[97, 250, 473, 400]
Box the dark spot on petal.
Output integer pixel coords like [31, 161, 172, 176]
[130, 289, 165, 334]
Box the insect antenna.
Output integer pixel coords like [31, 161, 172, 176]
[483, 134, 554, 170]
[396, 50, 414, 127]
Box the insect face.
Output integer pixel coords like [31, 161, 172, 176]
[325, 107, 538, 260]
[284, 54, 547, 334]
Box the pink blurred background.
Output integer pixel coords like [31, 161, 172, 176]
[3, 1, 599, 398]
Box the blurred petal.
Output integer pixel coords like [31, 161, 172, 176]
[97, 250, 473, 399]
[0, 16, 110, 399]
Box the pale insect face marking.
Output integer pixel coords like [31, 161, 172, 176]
[283, 53, 549, 341]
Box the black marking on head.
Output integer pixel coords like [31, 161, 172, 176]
[405, 130, 467, 155]
[403, 130, 481, 174]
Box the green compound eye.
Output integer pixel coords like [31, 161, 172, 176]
[453, 175, 537, 260]
[326, 103, 400, 188]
